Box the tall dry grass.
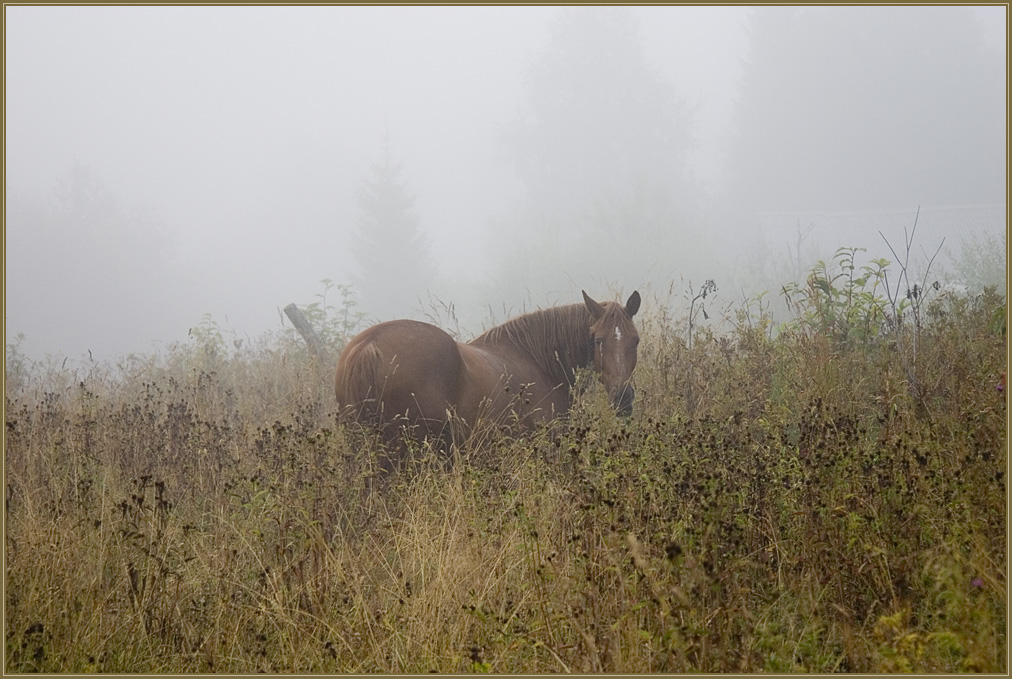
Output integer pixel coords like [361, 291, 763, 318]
[4, 280, 1006, 672]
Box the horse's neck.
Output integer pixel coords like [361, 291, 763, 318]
[471, 305, 591, 386]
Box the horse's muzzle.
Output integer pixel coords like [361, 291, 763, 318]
[612, 384, 635, 417]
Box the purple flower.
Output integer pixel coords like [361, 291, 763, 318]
[971, 577, 984, 588]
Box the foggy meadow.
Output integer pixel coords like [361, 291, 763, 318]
[4, 6, 1007, 673]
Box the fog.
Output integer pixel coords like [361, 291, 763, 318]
[5, 6, 1006, 363]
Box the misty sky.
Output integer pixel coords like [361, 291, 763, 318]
[5, 6, 1007, 362]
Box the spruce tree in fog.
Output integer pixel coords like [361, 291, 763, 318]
[350, 146, 435, 321]
[509, 7, 694, 222]
[494, 6, 704, 296]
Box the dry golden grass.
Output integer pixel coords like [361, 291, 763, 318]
[4, 285, 1007, 672]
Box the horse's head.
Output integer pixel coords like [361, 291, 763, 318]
[583, 290, 641, 417]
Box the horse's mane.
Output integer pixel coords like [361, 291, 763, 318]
[470, 303, 594, 385]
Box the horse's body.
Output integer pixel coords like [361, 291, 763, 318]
[335, 291, 640, 455]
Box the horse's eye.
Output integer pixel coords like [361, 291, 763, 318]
[594, 337, 603, 346]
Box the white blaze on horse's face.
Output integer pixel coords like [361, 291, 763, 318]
[583, 290, 641, 417]
[610, 326, 628, 375]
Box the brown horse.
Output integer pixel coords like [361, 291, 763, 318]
[334, 290, 641, 457]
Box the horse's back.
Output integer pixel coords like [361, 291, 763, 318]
[456, 342, 568, 427]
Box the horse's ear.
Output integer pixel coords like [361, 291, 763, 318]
[582, 290, 605, 320]
[625, 291, 641, 317]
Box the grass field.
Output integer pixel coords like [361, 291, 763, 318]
[4, 275, 1007, 673]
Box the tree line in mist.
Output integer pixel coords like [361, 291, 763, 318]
[351, 6, 1004, 324]
[6, 6, 1005, 355]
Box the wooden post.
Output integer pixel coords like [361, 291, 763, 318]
[283, 303, 329, 365]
